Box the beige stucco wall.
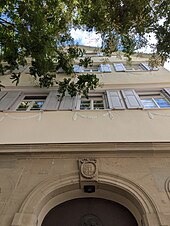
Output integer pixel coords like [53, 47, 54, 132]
[0, 109, 170, 144]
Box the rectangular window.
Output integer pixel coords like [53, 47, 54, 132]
[79, 93, 107, 110]
[139, 92, 170, 109]
[114, 63, 158, 72]
[16, 95, 47, 111]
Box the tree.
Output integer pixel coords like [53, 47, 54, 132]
[0, 0, 169, 96]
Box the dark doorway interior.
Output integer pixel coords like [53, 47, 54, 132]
[42, 197, 138, 226]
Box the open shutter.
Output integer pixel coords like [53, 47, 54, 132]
[0, 91, 7, 101]
[113, 63, 126, 72]
[121, 90, 143, 109]
[59, 93, 76, 110]
[162, 88, 170, 98]
[73, 65, 84, 73]
[41, 91, 60, 110]
[106, 90, 126, 109]
[140, 63, 158, 71]
[0, 91, 21, 111]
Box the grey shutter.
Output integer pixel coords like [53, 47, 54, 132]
[0, 91, 7, 100]
[0, 91, 21, 111]
[163, 88, 170, 98]
[106, 90, 126, 109]
[59, 94, 76, 110]
[141, 63, 158, 71]
[113, 63, 126, 72]
[41, 91, 60, 110]
[121, 90, 143, 109]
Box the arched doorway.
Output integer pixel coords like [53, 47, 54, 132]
[42, 197, 138, 226]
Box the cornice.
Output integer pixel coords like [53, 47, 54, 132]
[0, 142, 170, 155]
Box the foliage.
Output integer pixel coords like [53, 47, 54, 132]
[0, 0, 170, 96]
[57, 74, 99, 98]
[79, 57, 93, 68]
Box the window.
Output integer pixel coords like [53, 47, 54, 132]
[16, 95, 46, 111]
[114, 63, 158, 72]
[140, 93, 170, 109]
[78, 93, 107, 110]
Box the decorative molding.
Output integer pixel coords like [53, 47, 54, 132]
[80, 159, 97, 179]
[165, 177, 170, 201]
[1, 142, 170, 154]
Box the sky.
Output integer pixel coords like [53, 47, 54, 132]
[71, 29, 170, 71]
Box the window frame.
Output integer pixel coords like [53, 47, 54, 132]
[76, 92, 108, 110]
[10, 93, 48, 111]
[113, 62, 158, 72]
[138, 90, 170, 109]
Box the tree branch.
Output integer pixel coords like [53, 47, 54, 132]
[0, 18, 15, 27]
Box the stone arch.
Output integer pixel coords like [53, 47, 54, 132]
[11, 172, 161, 226]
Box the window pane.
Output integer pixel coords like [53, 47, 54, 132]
[80, 100, 91, 110]
[141, 99, 158, 108]
[17, 101, 31, 111]
[31, 101, 44, 110]
[155, 98, 170, 108]
[93, 100, 104, 109]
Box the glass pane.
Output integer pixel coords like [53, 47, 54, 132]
[17, 101, 30, 111]
[93, 100, 104, 109]
[31, 101, 44, 110]
[155, 98, 170, 108]
[141, 99, 158, 109]
[80, 100, 91, 110]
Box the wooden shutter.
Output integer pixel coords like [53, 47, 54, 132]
[121, 90, 143, 109]
[59, 94, 76, 110]
[106, 90, 126, 109]
[41, 91, 60, 110]
[0, 91, 21, 111]
[113, 63, 126, 72]
[163, 88, 170, 98]
[140, 63, 158, 71]
[0, 91, 7, 101]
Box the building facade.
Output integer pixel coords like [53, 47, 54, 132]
[0, 47, 170, 226]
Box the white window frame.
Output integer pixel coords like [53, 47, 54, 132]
[139, 90, 170, 109]
[114, 62, 158, 72]
[77, 92, 108, 110]
[10, 93, 48, 111]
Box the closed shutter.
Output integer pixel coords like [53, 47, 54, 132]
[59, 94, 76, 110]
[106, 90, 126, 109]
[121, 90, 143, 109]
[73, 65, 84, 73]
[113, 63, 126, 72]
[0, 91, 21, 111]
[41, 91, 60, 110]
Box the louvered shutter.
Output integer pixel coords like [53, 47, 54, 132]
[140, 63, 158, 71]
[163, 88, 170, 98]
[73, 65, 84, 73]
[0, 91, 7, 101]
[59, 94, 76, 110]
[41, 91, 60, 110]
[0, 91, 21, 111]
[121, 90, 143, 109]
[106, 90, 126, 109]
[113, 63, 126, 72]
